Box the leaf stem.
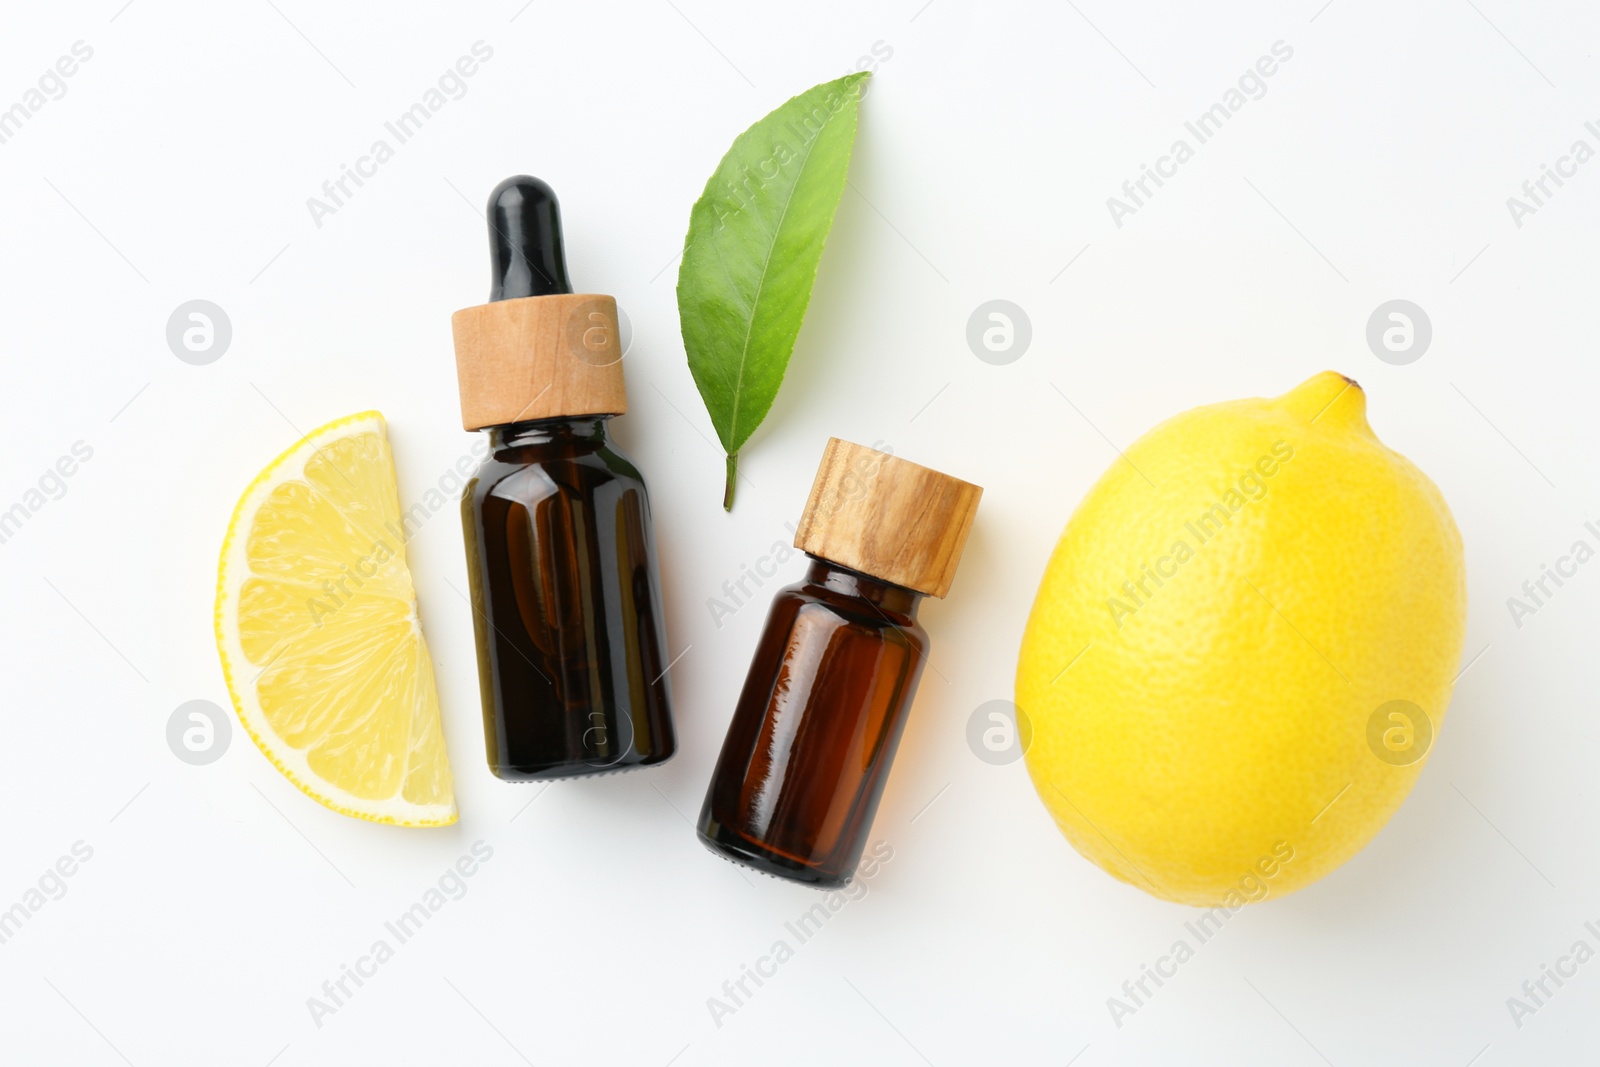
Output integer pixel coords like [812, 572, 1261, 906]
[723, 453, 738, 511]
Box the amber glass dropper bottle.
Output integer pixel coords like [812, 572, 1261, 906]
[453, 175, 676, 780]
[697, 439, 982, 887]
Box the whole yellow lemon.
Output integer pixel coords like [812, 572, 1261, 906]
[1017, 372, 1465, 906]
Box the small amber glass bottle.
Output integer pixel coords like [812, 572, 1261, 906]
[453, 176, 676, 780]
[697, 439, 982, 886]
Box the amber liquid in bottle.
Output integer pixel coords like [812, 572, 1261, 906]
[697, 557, 927, 887]
[463, 415, 675, 779]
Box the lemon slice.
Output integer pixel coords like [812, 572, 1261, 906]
[215, 411, 456, 826]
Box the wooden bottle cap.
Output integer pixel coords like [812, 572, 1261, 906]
[794, 438, 982, 599]
[451, 293, 628, 431]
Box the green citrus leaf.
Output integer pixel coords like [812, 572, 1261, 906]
[676, 72, 868, 509]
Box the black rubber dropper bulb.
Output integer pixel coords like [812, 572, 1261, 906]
[487, 175, 573, 301]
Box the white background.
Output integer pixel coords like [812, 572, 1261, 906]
[0, 1, 1595, 1064]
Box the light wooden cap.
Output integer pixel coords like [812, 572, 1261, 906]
[794, 438, 982, 599]
[451, 293, 627, 431]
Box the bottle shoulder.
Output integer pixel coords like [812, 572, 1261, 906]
[469, 440, 648, 504]
[773, 580, 927, 648]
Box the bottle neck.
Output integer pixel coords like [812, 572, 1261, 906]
[803, 556, 922, 617]
[487, 415, 612, 450]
